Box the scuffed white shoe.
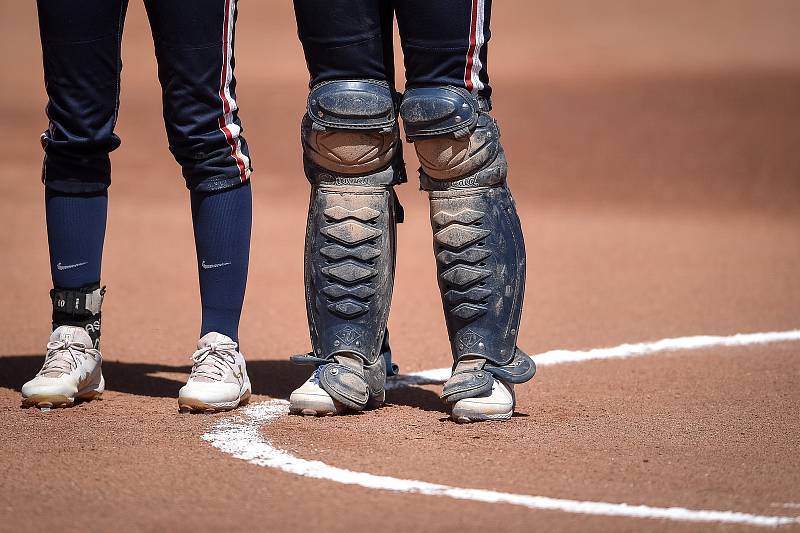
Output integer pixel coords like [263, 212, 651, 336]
[451, 378, 515, 423]
[21, 326, 104, 409]
[178, 332, 251, 413]
[289, 367, 344, 416]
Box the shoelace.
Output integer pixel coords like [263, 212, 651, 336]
[39, 339, 100, 376]
[190, 339, 238, 380]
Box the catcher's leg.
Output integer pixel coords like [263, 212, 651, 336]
[400, 86, 535, 423]
[290, 79, 404, 415]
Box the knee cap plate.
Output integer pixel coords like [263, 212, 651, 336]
[400, 86, 504, 183]
[303, 80, 402, 181]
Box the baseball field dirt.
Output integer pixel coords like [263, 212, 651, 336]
[1, 1, 799, 532]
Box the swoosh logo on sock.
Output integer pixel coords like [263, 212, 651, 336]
[56, 261, 88, 271]
[202, 260, 232, 270]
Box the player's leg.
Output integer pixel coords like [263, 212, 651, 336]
[395, 0, 535, 422]
[144, 0, 252, 412]
[289, 0, 403, 415]
[21, 0, 128, 409]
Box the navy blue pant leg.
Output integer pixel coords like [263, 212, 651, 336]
[38, 0, 253, 346]
[394, 0, 492, 98]
[38, 0, 252, 193]
[143, 0, 254, 342]
[37, 0, 127, 193]
[145, 0, 252, 192]
[292, 0, 396, 88]
[293, 0, 492, 97]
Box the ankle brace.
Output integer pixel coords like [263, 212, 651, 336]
[51, 284, 105, 348]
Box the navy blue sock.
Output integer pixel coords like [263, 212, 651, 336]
[45, 188, 107, 345]
[191, 181, 252, 346]
[46, 188, 107, 289]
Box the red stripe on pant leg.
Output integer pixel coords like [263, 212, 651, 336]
[218, 0, 232, 117]
[464, 0, 479, 92]
[217, 0, 247, 182]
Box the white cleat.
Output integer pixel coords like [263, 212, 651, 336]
[21, 326, 104, 409]
[289, 367, 344, 416]
[451, 378, 515, 423]
[178, 332, 251, 413]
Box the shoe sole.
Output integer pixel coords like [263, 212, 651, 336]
[21, 375, 105, 410]
[178, 389, 251, 414]
[451, 407, 513, 424]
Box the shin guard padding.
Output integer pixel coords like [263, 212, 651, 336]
[306, 185, 398, 366]
[429, 184, 525, 367]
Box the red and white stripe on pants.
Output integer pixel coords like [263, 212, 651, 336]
[464, 0, 486, 95]
[218, 0, 250, 182]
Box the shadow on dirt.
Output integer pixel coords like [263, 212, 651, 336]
[0, 354, 444, 412]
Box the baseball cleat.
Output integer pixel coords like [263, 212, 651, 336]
[289, 367, 344, 416]
[450, 378, 515, 423]
[289, 358, 387, 417]
[178, 332, 251, 413]
[21, 326, 105, 409]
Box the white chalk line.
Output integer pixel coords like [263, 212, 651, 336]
[387, 329, 800, 389]
[202, 329, 800, 528]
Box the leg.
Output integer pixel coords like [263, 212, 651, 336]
[145, 0, 252, 344]
[396, 0, 535, 422]
[290, 1, 403, 415]
[39, 0, 128, 344]
[144, 0, 252, 411]
[22, 0, 128, 408]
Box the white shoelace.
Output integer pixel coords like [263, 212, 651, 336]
[39, 339, 100, 376]
[190, 340, 238, 381]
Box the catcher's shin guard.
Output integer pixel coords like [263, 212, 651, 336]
[400, 86, 535, 404]
[292, 80, 404, 411]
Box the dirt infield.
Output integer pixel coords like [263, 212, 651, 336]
[1, 1, 799, 532]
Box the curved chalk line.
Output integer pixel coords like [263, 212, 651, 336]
[202, 330, 800, 527]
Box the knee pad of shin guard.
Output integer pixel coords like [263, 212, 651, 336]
[400, 86, 505, 183]
[302, 80, 402, 182]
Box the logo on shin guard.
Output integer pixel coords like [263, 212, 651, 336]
[333, 176, 370, 186]
[458, 329, 484, 352]
[335, 326, 362, 346]
[449, 176, 479, 188]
